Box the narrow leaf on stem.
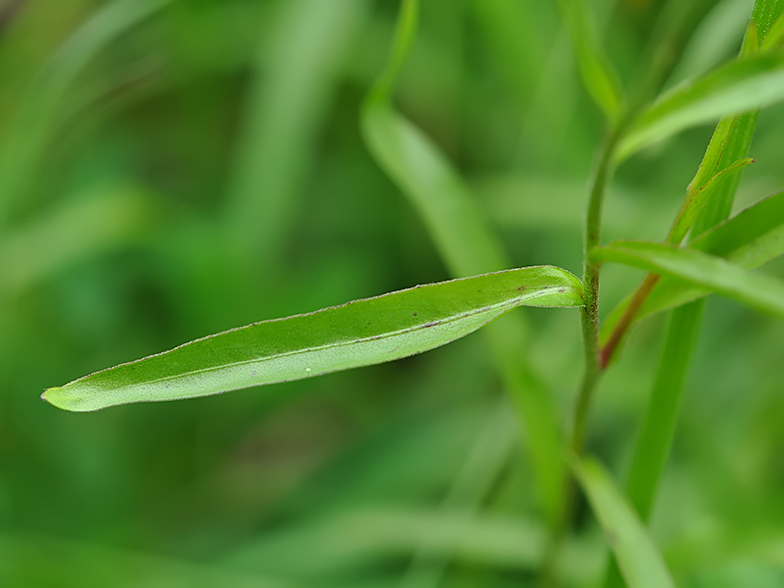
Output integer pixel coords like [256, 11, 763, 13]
[44, 266, 583, 412]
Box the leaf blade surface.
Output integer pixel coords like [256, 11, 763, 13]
[618, 50, 784, 160]
[44, 267, 583, 412]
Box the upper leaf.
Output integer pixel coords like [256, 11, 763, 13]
[617, 50, 784, 160]
[44, 267, 583, 412]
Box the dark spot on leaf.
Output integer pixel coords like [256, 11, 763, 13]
[413, 312, 417, 317]
[558, 287, 566, 293]
[517, 286, 527, 291]
[423, 322, 438, 328]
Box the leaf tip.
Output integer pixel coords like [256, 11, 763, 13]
[41, 385, 88, 412]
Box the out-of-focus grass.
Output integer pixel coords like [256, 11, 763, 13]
[0, 1, 782, 587]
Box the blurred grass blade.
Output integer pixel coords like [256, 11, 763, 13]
[361, 103, 510, 275]
[0, 531, 290, 588]
[666, 0, 753, 85]
[622, 303, 703, 525]
[572, 456, 675, 588]
[556, 0, 624, 123]
[0, 185, 157, 296]
[362, 0, 507, 275]
[0, 0, 174, 225]
[224, 0, 367, 260]
[617, 50, 784, 160]
[362, 0, 568, 523]
[400, 403, 518, 588]
[43, 266, 583, 412]
[591, 240, 784, 318]
[223, 506, 599, 581]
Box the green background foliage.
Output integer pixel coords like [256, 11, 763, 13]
[1, 0, 783, 586]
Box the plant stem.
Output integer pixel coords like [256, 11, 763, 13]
[539, 126, 621, 588]
[571, 126, 620, 454]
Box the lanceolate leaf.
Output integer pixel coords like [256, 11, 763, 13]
[43, 267, 583, 412]
[617, 50, 784, 160]
[572, 457, 675, 588]
[591, 240, 784, 318]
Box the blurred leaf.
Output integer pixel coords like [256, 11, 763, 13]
[0, 184, 157, 296]
[361, 102, 509, 275]
[0, 0, 174, 224]
[556, 0, 624, 123]
[44, 266, 583, 412]
[224, 506, 599, 582]
[224, 0, 368, 260]
[572, 456, 675, 588]
[617, 50, 784, 160]
[0, 531, 291, 588]
[666, 0, 752, 86]
[591, 240, 784, 318]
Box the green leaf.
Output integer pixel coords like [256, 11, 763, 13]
[617, 50, 784, 160]
[591, 240, 784, 318]
[599, 187, 784, 344]
[667, 157, 754, 245]
[692, 186, 784, 260]
[761, 11, 784, 51]
[43, 266, 583, 412]
[571, 456, 675, 588]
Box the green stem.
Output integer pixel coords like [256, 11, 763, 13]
[540, 126, 621, 588]
[571, 126, 621, 454]
[367, 0, 418, 104]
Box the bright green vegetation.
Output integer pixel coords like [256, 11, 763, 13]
[44, 266, 583, 412]
[4, 0, 784, 587]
